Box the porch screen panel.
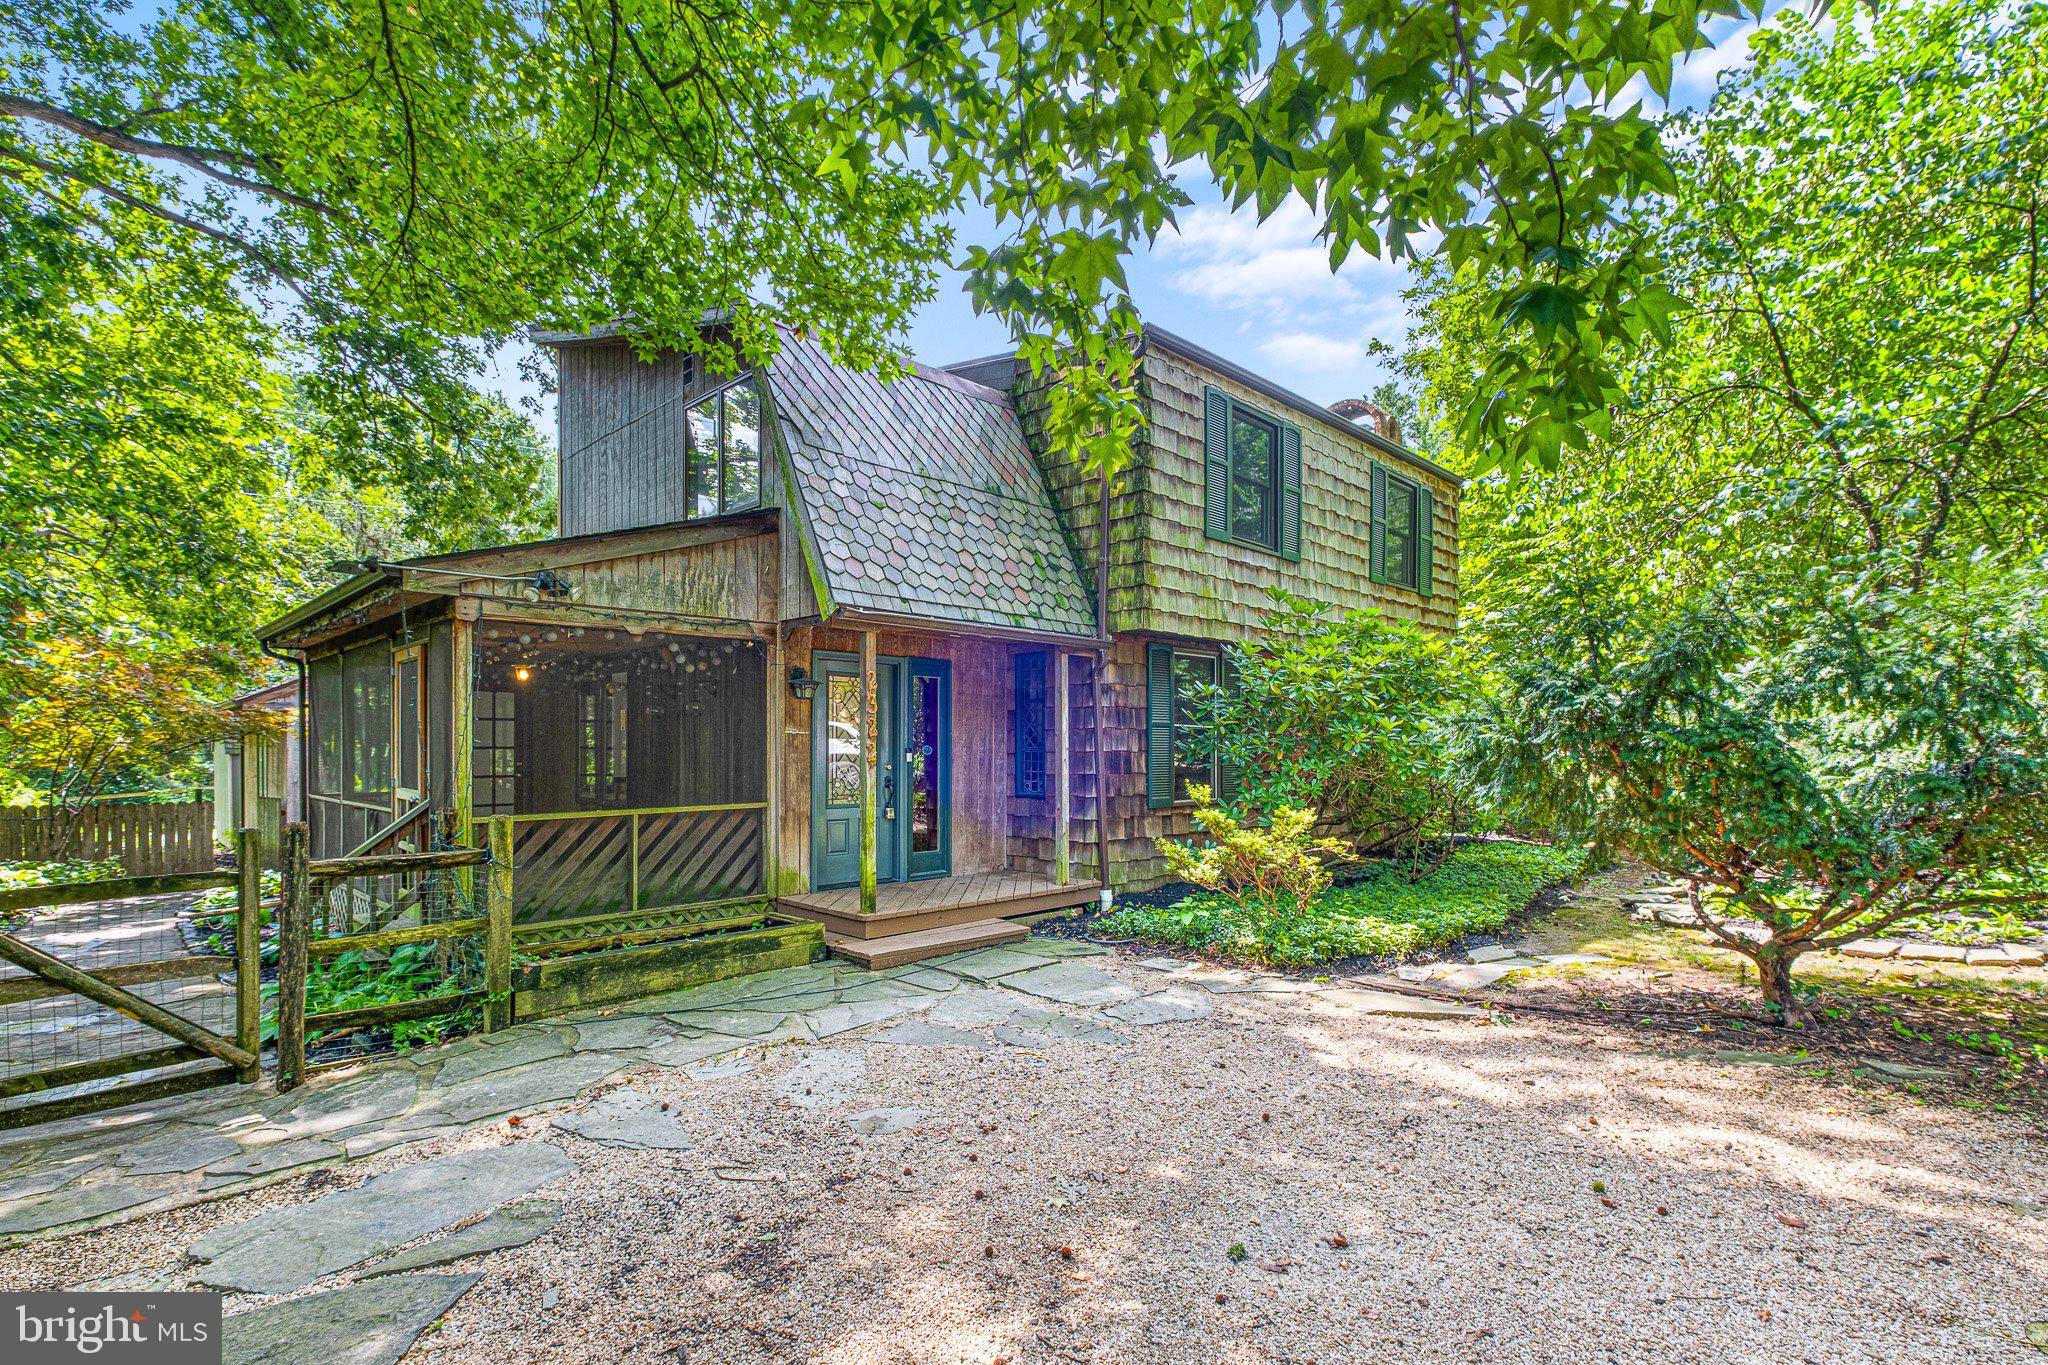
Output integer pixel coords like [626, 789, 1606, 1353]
[475, 628, 766, 925]
[308, 654, 344, 855]
[342, 641, 393, 807]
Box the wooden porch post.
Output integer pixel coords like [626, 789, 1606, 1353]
[1054, 649, 1071, 886]
[763, 630, 782, 897]
[450, 600, 478, 845]
[484, 815, 514, 1031]
[275, 821, 310, 1092]
[858, 628, 878, 916]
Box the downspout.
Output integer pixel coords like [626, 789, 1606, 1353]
[1094, 471, 1113, 911]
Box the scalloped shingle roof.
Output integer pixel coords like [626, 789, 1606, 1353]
[766, 334, 1096, 637]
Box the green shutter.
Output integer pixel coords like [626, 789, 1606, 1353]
[1278, 424, 1302, 563]
[1216, 651, 1242, 805]
[1368, 463, 1388, 584]
[1203, 387, 1231, 542]
[1145, 642, 1175, 809]
[1416, 484, 1434, 598]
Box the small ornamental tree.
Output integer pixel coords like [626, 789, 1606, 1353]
[0, 635, 273, 846]
[1203, 590, 1472, 864]
[1472, 570, 2048, 1023]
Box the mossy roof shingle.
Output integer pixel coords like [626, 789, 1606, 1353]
[766, 333, 1096, 638]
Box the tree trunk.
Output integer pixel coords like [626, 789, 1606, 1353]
[1751, 946, 1809, 1026]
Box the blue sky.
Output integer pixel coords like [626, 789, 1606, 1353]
[486, 14, 1766, 423]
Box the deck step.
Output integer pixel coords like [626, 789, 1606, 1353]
[827, 918, 1030, 970]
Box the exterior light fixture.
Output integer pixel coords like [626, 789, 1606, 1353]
[787, 667, 820, 702]
[515, 665, 532, 683]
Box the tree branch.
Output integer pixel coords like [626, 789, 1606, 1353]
[0, 94, 341, 220]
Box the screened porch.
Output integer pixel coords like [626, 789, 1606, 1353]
[468, 625, 769, 939]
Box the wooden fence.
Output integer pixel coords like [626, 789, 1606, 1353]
[0, 803, 216, 875]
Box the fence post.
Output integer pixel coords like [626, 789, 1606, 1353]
[234, 827, 262, 1084]
[276, 822, 310, 1092]
[485, 816, 514, 1032]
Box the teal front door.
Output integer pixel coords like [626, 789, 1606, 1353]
[813, 656, 901, 890]
[810, 653, 950, 890]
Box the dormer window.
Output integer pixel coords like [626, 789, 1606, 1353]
[684, 378, 763, 518]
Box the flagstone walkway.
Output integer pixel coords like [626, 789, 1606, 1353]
[2, 932, 2039, 1364]
[0, 936, 1478, 1364]
[0, 938, 1469, 1247]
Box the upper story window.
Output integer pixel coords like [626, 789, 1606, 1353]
[1228, 405, 1280, 549]
[1383, 473, 1419, 588]
[1203, 386, 1302, 561]
[684, 379, 763, 519]
[1370, 463, 1434, 596]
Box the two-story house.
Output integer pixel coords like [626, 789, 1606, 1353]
[258, 324, 1458, 967]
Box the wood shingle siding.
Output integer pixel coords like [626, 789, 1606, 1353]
[1130, 343, 1459, 639]
[997, 330, 1463, 890]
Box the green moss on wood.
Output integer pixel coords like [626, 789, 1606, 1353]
[511, 920, 825, 1018]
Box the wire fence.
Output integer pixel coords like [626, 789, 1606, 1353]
[274, 824, 504, 1089]
[0, 842, 261, 1130]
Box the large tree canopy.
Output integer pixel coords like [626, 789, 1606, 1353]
[1405, 0, 2048, 1018]
[7, 0, 1750, 482]
[802, 0, 1736, 476]
[3, 0, 953, 437]
[1414, 0, 2046, 628]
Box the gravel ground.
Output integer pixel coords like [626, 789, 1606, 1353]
[7, 954, 2046, 1363]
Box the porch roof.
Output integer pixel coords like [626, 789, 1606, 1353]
[767, 332, 1098, 640]
[257, 511, 777, 648]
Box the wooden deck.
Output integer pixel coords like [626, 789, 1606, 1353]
[777, 871, 1102, 943]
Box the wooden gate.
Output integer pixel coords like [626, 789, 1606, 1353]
[0, 831, 262, 1130]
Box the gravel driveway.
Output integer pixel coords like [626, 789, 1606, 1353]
[5, 948, 2044, 1363]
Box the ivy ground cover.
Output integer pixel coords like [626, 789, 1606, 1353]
[1101, 841, 1587, 968]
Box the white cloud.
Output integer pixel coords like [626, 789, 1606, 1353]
[1160, 197, 1405, 316]
[1155, 196, 1418, 397]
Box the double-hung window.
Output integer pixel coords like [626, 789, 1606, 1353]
[1227, 406, 1280, 549]
[1369, 463, 1433, 596]
[683, 378, 763, 519]
[1203, 386, 1302, 561]
[1169, 651, 1218, 803]
[1145, 644, 1238, 808]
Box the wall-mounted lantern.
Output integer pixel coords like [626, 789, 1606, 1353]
[786, 667, 821, 702]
